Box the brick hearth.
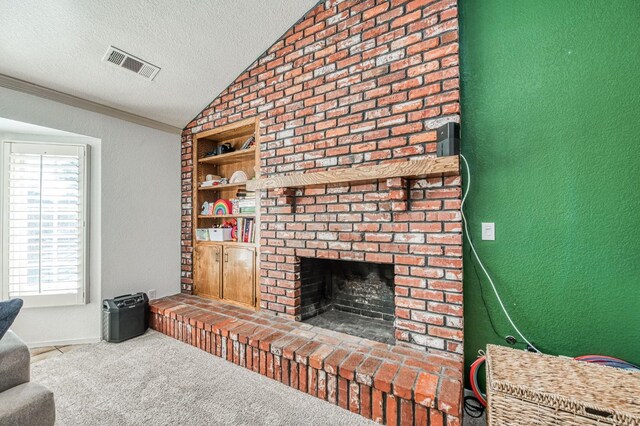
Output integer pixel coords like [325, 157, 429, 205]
[150, 294, 463, 425]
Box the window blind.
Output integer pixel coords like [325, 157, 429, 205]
[3, 142, 87, 306]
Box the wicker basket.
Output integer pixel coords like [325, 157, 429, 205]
[486, 344, 640, 426]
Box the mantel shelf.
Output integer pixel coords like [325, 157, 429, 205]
[245, 156, 459, 191]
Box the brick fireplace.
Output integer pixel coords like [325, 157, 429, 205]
[181, 0, 463, 359]
[173, 1, 464, 423]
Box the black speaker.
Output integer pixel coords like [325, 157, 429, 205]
[102, 293, 149, 343]
[436, 122, 460, 157]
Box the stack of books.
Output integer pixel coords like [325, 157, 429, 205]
[235, 217, 255, 243]
[200, 175, 228, 187]
[234, 190, 256, 214]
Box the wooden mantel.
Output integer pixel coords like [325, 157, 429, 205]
[246, 156, 459, 191]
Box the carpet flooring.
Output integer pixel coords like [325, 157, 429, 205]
[31, 330, 375, 426]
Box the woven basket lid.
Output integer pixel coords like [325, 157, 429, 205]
[486, 345, 640, 425]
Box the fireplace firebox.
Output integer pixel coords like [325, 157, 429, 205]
[300, 257, 395, 344]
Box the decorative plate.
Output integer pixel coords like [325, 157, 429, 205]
[229, 170, 248, 183]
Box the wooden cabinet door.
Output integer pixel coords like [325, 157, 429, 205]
[222, 246, 255, 307]
[194, 244, 222, 299]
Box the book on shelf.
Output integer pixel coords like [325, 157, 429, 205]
[235, 218, 256, 243]
[232, 194, 256, 214]
[240, 136, 255, 150]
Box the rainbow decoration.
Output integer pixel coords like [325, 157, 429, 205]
[213, 199, 232, 216]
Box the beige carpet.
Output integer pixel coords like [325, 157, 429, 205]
[31, 330, 375, 426]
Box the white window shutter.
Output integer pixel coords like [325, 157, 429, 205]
[2, 141, 88, 307]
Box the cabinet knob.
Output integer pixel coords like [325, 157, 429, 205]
[224, 252, 229, 263]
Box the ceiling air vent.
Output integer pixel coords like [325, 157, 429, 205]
[102, 46, 160, 81]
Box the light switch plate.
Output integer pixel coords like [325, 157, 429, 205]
[482, 222, 495, 241]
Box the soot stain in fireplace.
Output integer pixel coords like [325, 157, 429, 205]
[300, 258, 395, 345]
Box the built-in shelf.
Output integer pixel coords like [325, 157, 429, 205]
[246, 156, 459, 191]
[198, 214, 255, 219]
[198, 182, 247, 191]
[192, 117, 260, 309]
[198, 148, 256, 165]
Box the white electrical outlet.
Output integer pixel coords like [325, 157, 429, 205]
[481, 222, 495, 241]
[148, 289, 157, 300]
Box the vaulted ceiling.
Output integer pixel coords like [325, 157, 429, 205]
[0, 0, 318, 128]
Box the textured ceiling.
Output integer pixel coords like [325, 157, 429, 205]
[0, 0, 318, 128]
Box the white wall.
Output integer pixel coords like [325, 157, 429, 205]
[0, 87, 181, 346]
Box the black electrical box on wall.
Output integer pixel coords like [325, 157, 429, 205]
[102, 293, 149, 343]
[436, 122, 460, 157]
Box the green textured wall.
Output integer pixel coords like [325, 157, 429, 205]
[459, 0, 640, 377]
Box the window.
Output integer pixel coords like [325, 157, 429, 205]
[2, 141, 88, 307]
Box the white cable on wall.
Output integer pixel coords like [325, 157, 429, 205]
[460, 154, 541, 353]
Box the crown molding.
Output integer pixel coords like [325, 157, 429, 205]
[0, 73, 182, 134]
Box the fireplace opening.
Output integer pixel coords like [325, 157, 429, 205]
[300, 257, 395, 345]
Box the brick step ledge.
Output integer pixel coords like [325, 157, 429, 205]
[150, 294, 462, 425]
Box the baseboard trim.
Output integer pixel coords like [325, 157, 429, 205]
[27, 336, 101, 348]
[0, 73, 182, 135]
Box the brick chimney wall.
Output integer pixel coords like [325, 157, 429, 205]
[181, 0, 463, 357]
